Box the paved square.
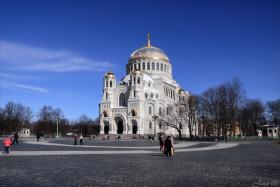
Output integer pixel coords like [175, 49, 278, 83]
[1, 139, 280, 187]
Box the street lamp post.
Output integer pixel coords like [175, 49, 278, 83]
[152, 115, 158, 140]
[56, 118, 60, 138]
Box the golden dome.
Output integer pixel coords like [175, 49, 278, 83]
[104, 72, 115, 78]
[129, 46, 169, 63]
[128, 34, 170, 63]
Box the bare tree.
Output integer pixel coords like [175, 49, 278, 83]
[37, 106, 63, 122]
[247, 99, 266, 135]
[198, 87, 220, 139]
[0, 102, 33, 134]
[266, 99, 280, 127]
[177, 95, 198, 140]
[197, 78, 245, 141]
[157, 94, 198, 140]
[73, 115, 98, 136]
[35, 106, 64, 136]
[158, 104, 184, 139]
[0, 107, 5, 134]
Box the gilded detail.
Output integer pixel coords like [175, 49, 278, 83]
[129, 46, 170, 63]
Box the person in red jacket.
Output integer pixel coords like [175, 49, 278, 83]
[3, 137, 12, 154]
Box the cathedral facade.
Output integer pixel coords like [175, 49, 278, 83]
[99, 35, 191, 137]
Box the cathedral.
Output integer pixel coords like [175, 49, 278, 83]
[99, 34, 191, 137]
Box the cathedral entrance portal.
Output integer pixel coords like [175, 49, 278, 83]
[104, 121, 109, 134]
[117, 121, 123, 134]
[115, 116, 124, 134]
[132, 120, 138, 134]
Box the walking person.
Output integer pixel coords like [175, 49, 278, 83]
[3, 137, 12, 154]
[74, 134, 78, 145]
[13, 132, 19, 145]
[79, 134, 83, 145]
[117, 135, 121, 141]
[164, 135, 174, 156]
[36, 132, 40, 142]
[159, 134, 165, 153]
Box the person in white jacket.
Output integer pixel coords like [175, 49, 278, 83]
[79, 134, 83, 145]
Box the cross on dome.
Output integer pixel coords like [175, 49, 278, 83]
[147, 33, 151, 47]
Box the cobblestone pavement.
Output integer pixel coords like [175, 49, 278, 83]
[0, 139, 279, 187]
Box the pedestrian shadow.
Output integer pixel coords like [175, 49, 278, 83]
[151, 154, 165, 157]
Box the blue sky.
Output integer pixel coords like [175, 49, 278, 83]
[0, 0, 279, 120]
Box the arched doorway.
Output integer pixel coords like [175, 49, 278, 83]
[104, 121, 109, 134]
[117, 121, 123, 134]
[132, 120, 138, 134]
[115, 116, 124, 134]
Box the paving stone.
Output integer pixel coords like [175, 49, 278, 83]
[0, 140, 279, 187]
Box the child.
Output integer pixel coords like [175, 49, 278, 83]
[3, 137, 12, 154]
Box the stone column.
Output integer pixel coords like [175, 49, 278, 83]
[127, 123, 132, 134]
[99, 121, 104, 134]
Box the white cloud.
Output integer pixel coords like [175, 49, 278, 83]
[1, 80, 50, 94]
[0, 72, 39, 80]
[0, 41, 114, 72]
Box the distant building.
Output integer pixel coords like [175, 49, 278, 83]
[197, 121, 242, 138]
[260, 125, 278, 138]
[20, 128, 30, 137]
[257, 129, 262, 137]
[99, 34, 193, 137]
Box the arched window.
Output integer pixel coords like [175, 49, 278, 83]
[149, 122, 153, 129]
[138, 63, 141, 70]
[103, 111, 108, 117]
[137, 77, 140, 84]
[134, 90, 136, 98]
[106, 81, 108, 87]
[156, 63, 159, 70]
[147, 62, 150, 70]
[149, 106, 152, 115]
[134, 64, 137, 70]
[160, 64, 163, 71]
[159, 107, 162, 115]
[152, 62, 155, 70]
[142, 62, 145, 70]
[166, 107, 170, 115]
[151, 94, 153, 98]
[119, 93, 126, 107]
[131, 109, 137, 116]
[105, 92, 108, 100]
[159, 122, 162, 129]
[148, 82, 151, 87]
[133, 77, 136, 84]
[164, 64, 166, 72]
[109, 81, 112, 87]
